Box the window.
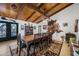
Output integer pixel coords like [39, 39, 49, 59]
[11, 24, 17, 37]
[0, 23, 6, 38]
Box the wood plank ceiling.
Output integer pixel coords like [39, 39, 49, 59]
[0, 3, 73, 23]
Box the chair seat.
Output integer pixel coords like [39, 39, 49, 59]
[20, 43, 26, 48]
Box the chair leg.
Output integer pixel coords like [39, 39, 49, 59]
[19, 48, 22, 56]
[9, 46, 13, 56]
[16, 47, 18, 54]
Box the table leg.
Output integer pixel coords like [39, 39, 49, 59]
[27, 44, 30, 56]
[33, 42, 36, 55]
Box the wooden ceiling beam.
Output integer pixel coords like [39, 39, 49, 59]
[37, 4, 72, 23]
[31, 4, 59, 23]
[34, 16, 45, 23]
[49, 3, 73, 17]
[36, 3, 73, 23]
[45, 3, 60, 13]
[36, 18, 44, 23]
[26, 3, 73, 23]
[25, 11, 36, 21]
[32, 15, 42, 22]
[26, 4, 49, 18]
[38, 3, 44, 8]
[26, 3, 59, 22]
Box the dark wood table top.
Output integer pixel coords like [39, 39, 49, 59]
[23, 33, 50, 43]
[24, 35, 34, 42]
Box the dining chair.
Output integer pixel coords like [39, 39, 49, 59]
[33, 34, 41, 55]
[41, 33, 46, 50]
[28, 41, 35, 56]
[16, 34, 27, 56]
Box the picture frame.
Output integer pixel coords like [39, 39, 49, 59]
[21, 25, 25, 30]
[33, 26, 36, 29]
[43, 25, 47, 29]
[63, 23, 68, 27]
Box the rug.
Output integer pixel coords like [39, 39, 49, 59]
[9, 42, 63, 56]
[36, 42, 62, 56]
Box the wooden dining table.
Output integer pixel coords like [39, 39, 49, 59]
[23, 35, 34, 56]
[23, 33, 52, 56]
[23, 34, 42, 55]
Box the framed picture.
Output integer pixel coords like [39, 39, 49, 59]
[21, 25, 25, 30]
[63, 23, 68, 27]
[43, 25, 47, 29]
[33, 26, 36, 29]
[75, 20, 78, 32]
[25, 26, 33, 35]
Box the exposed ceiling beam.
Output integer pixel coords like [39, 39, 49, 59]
[26, 4, 55, 23]
[25, 11, 36, 21]
[26, 4, 49, 18]
[36, 3, 73, 23]
[45, 3, 60, 13]
[49, 3, 73, 17]
[35, 16, 46, 23]
[26, 3, 60, 22]
[38, 3, 44, 8]
[36, 18, 44, 23]
[32, 15, 42, 22]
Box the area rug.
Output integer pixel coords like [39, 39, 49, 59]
[9, 42, 63, 56]
[36, 42, 63, 56]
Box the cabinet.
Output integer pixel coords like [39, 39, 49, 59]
[66, 33, 76, 43]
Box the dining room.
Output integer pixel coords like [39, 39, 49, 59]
[0, 3, 79, 56]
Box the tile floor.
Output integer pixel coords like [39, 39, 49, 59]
[0, 40, 17, 56]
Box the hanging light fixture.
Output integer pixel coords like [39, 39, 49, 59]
[11, 4, 17, 11]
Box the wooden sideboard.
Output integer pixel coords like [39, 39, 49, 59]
[65, 33, 76, 43]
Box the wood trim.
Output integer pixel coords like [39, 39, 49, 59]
[36, 16, 46, 23]
[25, 11, 36, 21]
[49, 3, 73, 17]
[36, 19, 43, 23]
[33, 15, 42, 22]
[26, 4, 49, 18]
[45, 3, 60, 13]
[38, 3, 44, 8]
[34, 3, 73, 23]
[37, 3, 73, 23]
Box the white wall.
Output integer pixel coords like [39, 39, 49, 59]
[32, 23, 38, 34]
[50, 3, 79, 41]
[14, 20, 39, 37]
[38, 19, 48, 33]
[15, 20, 26, 38]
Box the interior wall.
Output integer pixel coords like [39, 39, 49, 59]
[32, 23, 38, 34]
[15, 20, 26, 39]
[14, 20, 39, 38]
[38, 19, 48, 33]
[50, 3, 79, 41]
